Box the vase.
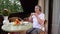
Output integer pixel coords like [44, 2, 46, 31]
[4, 16, 8, 20]
[3, 16, 9, 25]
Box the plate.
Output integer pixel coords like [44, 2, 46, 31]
[23, 21, 29, 24]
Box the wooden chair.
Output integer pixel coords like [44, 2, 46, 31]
[40, 20, 48, 34]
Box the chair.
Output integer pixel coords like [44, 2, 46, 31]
[40, 20, 48, 34]
[44, 20, 48, 34]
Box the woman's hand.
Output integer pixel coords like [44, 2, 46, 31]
[31, 13, 35, 16]
[34, 13, 38, 17]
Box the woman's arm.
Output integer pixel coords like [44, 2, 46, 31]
[34, 13, 45, 25]
[28, 13, 34, 23]
[36, 16, 45, 25]
[28, 15, 33, 22]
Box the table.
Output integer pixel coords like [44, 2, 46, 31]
[2, 22, 33, 34]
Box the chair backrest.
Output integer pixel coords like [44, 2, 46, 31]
[44, 20, 48, 32]
[40, 20, 48, 34]
[44, 20, 48, 26]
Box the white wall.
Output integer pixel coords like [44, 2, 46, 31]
[38, 0, 49, 32]
[38, 0, 44, 12]
[38, 0, 49, 20]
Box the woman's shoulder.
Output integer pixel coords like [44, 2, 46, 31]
[40, 12, 45, 16]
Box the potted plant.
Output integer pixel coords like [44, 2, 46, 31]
[1, 9, 11, 20]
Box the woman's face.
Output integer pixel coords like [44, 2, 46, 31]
[35, 6, 40, 13]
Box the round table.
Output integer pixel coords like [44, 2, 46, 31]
[2, 22, 33, 34]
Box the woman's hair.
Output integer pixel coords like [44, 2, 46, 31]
[35, 5, 42, 12]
